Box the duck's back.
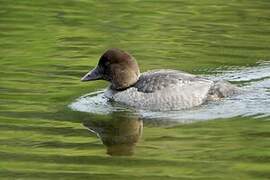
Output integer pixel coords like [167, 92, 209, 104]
[105, 70, 214, 111]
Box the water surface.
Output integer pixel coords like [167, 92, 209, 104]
[0, 0, 270, 179]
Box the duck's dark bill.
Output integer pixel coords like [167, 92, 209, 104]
[81, 67, 103, 81]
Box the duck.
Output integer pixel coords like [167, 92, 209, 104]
[81, 48, 238, 111]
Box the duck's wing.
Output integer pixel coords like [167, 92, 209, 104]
[134, 70, 207, 93]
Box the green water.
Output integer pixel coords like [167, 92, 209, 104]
[1, 0, 270, 179]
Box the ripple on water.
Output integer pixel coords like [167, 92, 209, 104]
[69, 61, 270, 123]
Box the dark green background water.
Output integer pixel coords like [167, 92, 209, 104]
[0, 0, 270, 179]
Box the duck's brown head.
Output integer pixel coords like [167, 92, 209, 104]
[81, 48, 140, 90]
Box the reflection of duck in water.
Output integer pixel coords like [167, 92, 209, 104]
[83, 114, 142, 156]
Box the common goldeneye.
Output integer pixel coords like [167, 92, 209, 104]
[81, 48, 238, 111]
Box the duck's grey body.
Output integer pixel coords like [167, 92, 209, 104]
[104, 70, 237, 111]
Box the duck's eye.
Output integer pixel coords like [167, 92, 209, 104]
[104, 61, 110, 67]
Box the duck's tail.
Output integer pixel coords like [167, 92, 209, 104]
[207, 81, 240, 100]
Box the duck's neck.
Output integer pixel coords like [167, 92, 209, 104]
[109, 81, 137, 91]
